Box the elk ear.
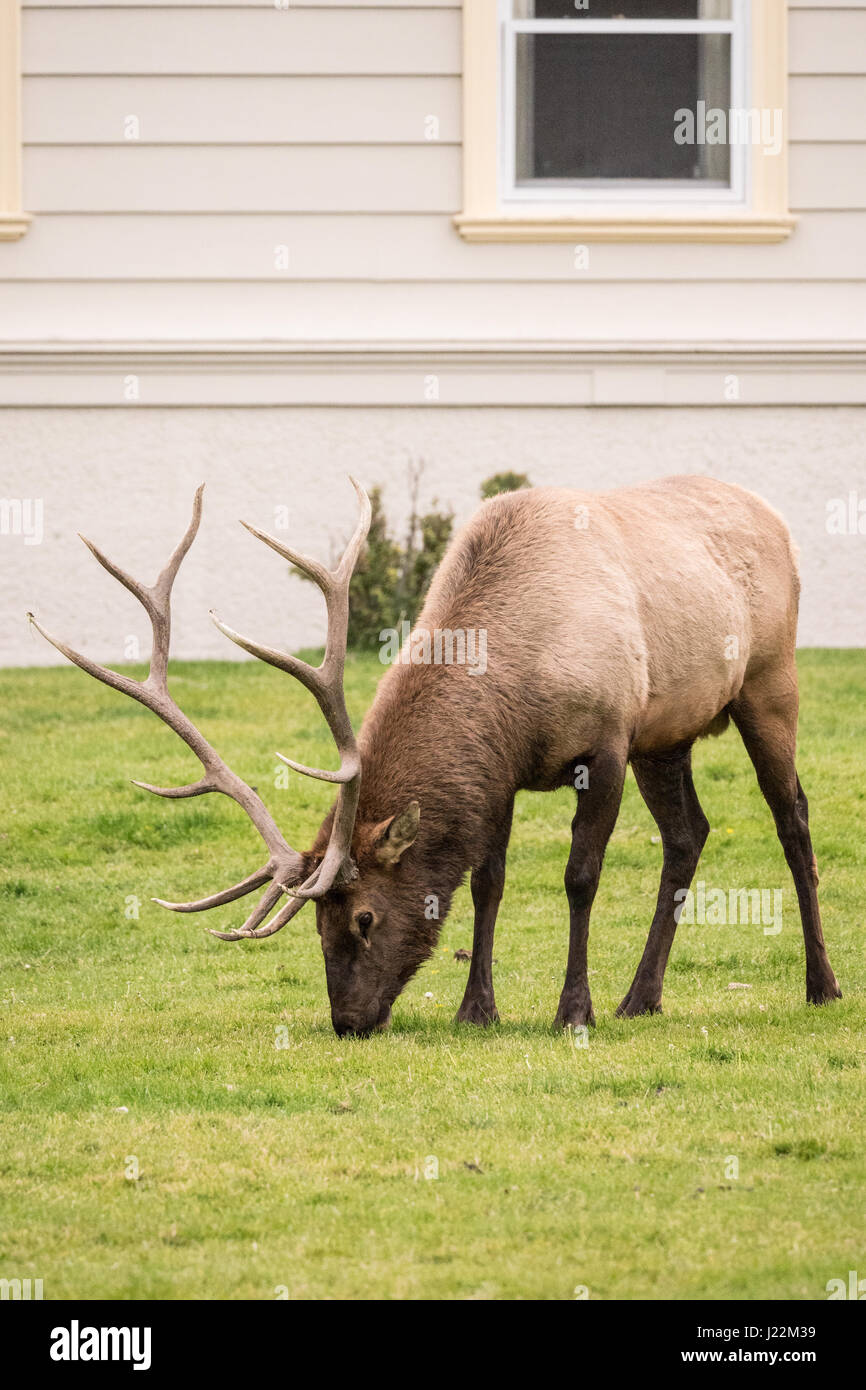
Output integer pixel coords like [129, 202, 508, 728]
[373, 800, 420, 866]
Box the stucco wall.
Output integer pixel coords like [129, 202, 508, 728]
[3, 403, 864, 670]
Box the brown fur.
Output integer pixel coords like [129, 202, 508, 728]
[310, 476, 840, 1035]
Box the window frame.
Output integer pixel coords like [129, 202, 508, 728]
[455, 0, 794, 242]
[0, 0, 29, 242]
[502, 4, 749, 205]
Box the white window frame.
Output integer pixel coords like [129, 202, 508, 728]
[500, 2, 750, 206]
[455, 0, 794, 243]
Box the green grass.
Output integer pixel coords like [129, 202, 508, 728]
[0, 650, 864, 1301]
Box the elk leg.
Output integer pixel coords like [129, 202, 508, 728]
[730, 671, 841, 1005]
[456, 800, 514, 1026]
[554, 748, 627, 1030]
[617, 747, 709, 1018]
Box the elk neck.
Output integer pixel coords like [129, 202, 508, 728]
[355, 653, 523, 893]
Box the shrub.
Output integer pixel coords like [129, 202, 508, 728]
[297, 462, 453, 651]
[480, 471, 533, 499]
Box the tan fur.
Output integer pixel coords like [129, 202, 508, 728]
[310, 476, 839, 1034]
[42, 474, 836, 1037]
[359, 475, 796, 807]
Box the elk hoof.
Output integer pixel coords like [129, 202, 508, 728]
[616, 990, 663, 1018]
[554, 1000, 595, 1030]
[455, 998, 499, 1026]
[807, 976, 842, 1005]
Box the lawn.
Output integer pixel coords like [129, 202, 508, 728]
[0, 649, 863, 1301]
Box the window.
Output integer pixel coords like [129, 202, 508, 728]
[0, 0, 29, 241]
[456, 0, 793, 241]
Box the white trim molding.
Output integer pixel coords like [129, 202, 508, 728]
[0, 0, 29, 241]
[1, 342, 864, 406]
[456, 0, 795, 243]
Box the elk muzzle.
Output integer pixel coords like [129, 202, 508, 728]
[331, 999, 393, 1038]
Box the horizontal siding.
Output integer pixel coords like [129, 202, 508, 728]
[22, 74, 866, 145]
[790, 144, 866, 209]
[22, 0, 459, 7]
[22, 9, 462, 74]
[789, 7, 866, 72]
[20, 6, 858, 77]
[22, 75, 462, 143]
[2, 281, 865, 343]
[8, 2, 866, 351]
[24, 142, 866, 214]
[23, 145, 459, 211]
[789, 76, 866, 141]
[6, 211, 866, 282]
[15, 1, 858, 9]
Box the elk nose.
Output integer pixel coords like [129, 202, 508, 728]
[331, 1013, 373, 1039]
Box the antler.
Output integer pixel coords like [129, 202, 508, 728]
[212, 476, 371, 905]
[27, 479, 371, 941]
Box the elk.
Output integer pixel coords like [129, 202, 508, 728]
[29, 475, 841, 1036]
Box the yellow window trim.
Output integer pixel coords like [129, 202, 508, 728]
[1, 0, 29, 241]
[455, 0, 795, 244]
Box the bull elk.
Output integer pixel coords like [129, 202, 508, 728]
[29, 475, 841, 1036]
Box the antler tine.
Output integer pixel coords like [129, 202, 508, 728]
[77, 534, 158, 622]
[212, 478, 371, 900]
[237, 477, 371, 611]
[74, 484, 205, 670]
[208, 610, 323, 705]
[208, 887, 309, 941]
[153, 865, 272, 913]
[132, 776, 211, 799]
[335, 477, 373, 585]
[217, 476, 371, 706]
[28, 487, 310, 940]
[274, 751, 354, 784]
[27, 611, 142, 704]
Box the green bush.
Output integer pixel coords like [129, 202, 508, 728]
[297, 465, 454, 651]
[480, 471, 532, 499]
[304, 468, 533, 650]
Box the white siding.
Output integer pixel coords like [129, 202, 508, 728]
[22, 75, 463, 143]
[5, 210, 866, 281]
[3, 4, 866, 664]
[22, 9, 462, 74]
[4, 2, 865, 348]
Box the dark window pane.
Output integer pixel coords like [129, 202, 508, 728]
[515, 33, 731, 184]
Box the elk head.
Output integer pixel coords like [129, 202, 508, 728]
[307, 799, 428, 1036]
[28, 480, 425, 1037]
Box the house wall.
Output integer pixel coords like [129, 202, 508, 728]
[2, 0, 866, 348]
[4, 404, 864, 668]
[1, 2, 864, 664]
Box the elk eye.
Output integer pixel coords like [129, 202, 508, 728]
[357, 911, 374, 937]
